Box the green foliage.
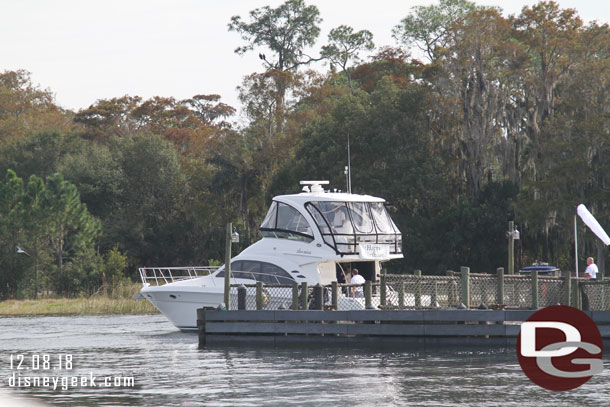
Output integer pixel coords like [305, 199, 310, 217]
[321, 25, 374, 90]
[392, 0, 477, 61]
[0, 170, 109, 299]
[228, 0, 322, 72]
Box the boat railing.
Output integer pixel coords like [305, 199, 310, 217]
[139, 266, 219, 287]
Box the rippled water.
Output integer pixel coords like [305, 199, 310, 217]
[0, 314, 609, 406]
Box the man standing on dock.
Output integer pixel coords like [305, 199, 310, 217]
[585, 257, 598, 279]
[351, 268, 365, 298]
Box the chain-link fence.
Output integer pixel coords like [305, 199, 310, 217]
[503, 275, 533, 308]
[384, 274, 461, 309]
[470, 274, 498, 307]
[228, 274, 608, 311]
[538, 277, 565, 308]
[581, 281, 610, 311]
[229, 284, 295, 310]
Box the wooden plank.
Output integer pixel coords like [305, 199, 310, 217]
[597, 325, 610, 337]
[275, 323, 349, 335]
[422, 310, 505, 322]
[273, 310, 350, 321]
[206, 321, 350, 335]
[207, 322, 517, 337]
[204, 310, 276, 321]
[505, 324, 522, 336]
[203, 309, 542, 323]
[347, 310, 425, 321]
[590, 311, 610, 323]
[424, 324, 506, 337]
[346, 324, 425, 336]
[206, 322, 276, 334]
[504, 310, 536, 321]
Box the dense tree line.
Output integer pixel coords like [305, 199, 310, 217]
[1, 0, 608, 299]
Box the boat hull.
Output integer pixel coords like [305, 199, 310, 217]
[142, 285, 224, 330]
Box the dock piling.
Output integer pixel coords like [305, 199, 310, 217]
[461, 267, 470, 309]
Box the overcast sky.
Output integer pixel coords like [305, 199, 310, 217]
[2, 0, 609, 116]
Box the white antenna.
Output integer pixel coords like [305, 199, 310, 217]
[347, 132, 352, 194]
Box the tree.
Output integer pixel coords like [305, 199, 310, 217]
[182, 94, 236, 127]
[0, 170, 26, 299]
[228, 0, 322, 108]
[431, 7, 522, 198]
[105, 134, 186, 268]
[511, 2, 585, 183]
[228, 0, 322, 72]
[0, 70, 71, 141]
[392, 0, 476, 62]
[321, 25, 375, 91]
[41, 173, 101, 276]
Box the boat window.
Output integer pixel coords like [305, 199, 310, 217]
[276, 203, 312, 235]
[260, 201, 313, 242]
[216, 261, 295, 284]
[370, 202, 395, 233]
[306, 200, 402, 255]
[259, 263, 295, 284]
[310, 201, 354, 235]
[260, 202, 278, 230]
[349, 202, 374, 233]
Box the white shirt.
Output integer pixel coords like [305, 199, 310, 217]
[585, 263, 598, 279]
[351, 274, 365, 297]
[351, 274, 365, 285]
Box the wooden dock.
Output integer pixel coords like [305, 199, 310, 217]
[197, 309, 610, 348]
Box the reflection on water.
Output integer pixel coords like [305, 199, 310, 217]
[0, 314, 609, 406]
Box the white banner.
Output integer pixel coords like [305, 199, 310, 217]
[358, 243, 390, 260]
[577, 204, 610, 245]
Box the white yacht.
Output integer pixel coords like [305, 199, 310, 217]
[140, 181, 403, 330]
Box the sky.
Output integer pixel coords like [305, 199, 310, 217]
[2, 0, 609, 117]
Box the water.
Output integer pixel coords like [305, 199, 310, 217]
[1, 314, 609, 406]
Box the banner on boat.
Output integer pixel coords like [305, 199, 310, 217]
[358, 243, 390, 260]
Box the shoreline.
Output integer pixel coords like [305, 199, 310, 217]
[0, 293, 159, 316]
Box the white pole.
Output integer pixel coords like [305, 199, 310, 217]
[574, 214, 579, 282]
[347, 132, 352, 194]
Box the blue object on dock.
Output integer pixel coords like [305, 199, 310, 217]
[519, 264, 559, 276]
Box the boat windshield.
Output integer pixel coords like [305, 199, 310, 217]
[305, 201, 402, 255]
[260, 201, 314, 242]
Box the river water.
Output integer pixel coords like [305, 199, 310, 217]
[0, 314, 609, 406]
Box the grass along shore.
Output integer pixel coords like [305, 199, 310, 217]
[0, 283, 159, 316]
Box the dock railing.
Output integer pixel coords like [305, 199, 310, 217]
[225, 268, 610, 312]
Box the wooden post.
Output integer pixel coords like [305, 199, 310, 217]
[300, 282, 308, 310]
[508, 221, 515, 275]
[414, 269, 422, 308]
[224, 223, 232, 310]
[256, 282, 264, 310]
[313, 284, 324, 310]
[496, 267, 504, 306]
[380, 274, 387, 307]
[364, 280, 372, 309]
[197, 308, 206, 348]
[291, 282, 299, 310]
[237, 285, 247, 310]
[461, 266, 470, 308]
[571, 279, 581, 310]
[331, 281, 338, 310]
[563, 270, 571, 306]
[399, 281, 405, 308]
[531, 270, 539, 309]
[431, 280, 438, 308]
